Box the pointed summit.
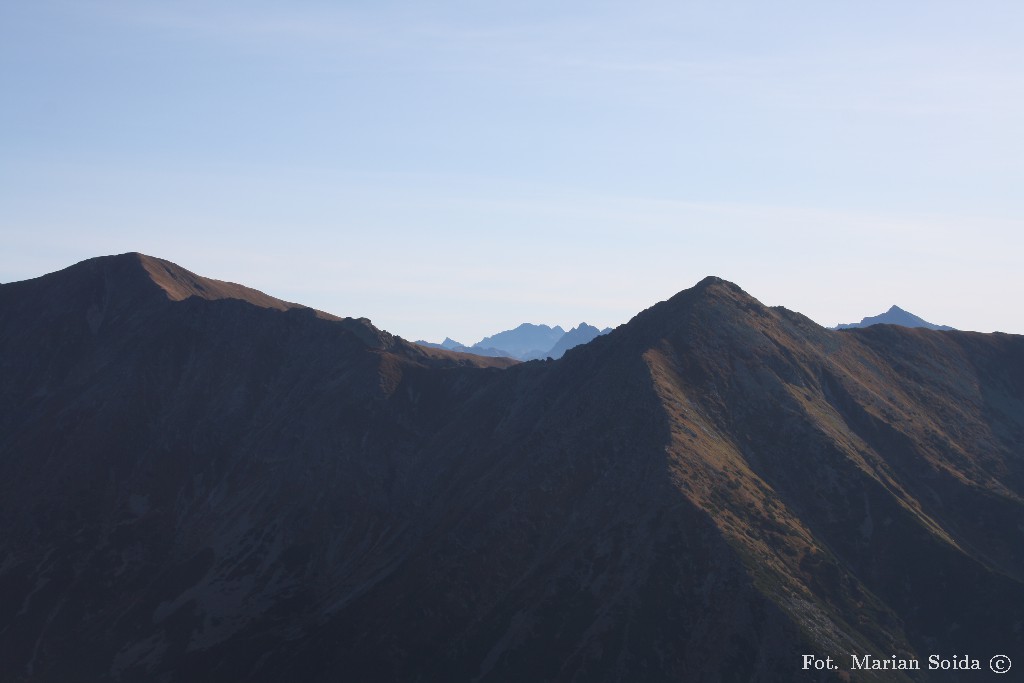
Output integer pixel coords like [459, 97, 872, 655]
[836, 304, 954, 331]
[622, 275, 772, 340]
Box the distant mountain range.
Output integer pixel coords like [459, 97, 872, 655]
[417, 322, 613, 360]
[415, 337, 512, 358]
[2, 254, 1022, 682]
[428, 306, 955, 360]
[836, 304, 954, 331]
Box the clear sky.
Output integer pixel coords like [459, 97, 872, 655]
[3, 1, 1022, 343]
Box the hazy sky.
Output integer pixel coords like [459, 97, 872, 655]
[3, 1, 1022, 342]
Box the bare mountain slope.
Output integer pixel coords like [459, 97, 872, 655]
[0, 258, 1021, 682]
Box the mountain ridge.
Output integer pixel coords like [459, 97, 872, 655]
[1, 255, 1021, 682]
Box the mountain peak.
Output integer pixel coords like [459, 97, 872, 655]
[658, 276, 760, 316]
[543, 322, 609, 359]
[3, 256, 1022, 681]
[694, 275, 726, 287]
[3, 252, 312, 315]
[474, 322, 566, 358]
[836, 304, 953, 331]
[685, 275, 752, 299]
[603, 276, 779, 357]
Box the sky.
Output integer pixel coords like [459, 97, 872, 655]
[2, 1, 1023, 343]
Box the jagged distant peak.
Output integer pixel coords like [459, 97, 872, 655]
[473, 322, 566, 358]
[543, 322, 610, 360]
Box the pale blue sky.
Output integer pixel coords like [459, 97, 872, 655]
[3, 1, 1022, 342]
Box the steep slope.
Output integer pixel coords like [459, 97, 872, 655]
[0, 253, 515, 681]
[836, 305, 954, 331]
[1, 258, 1021, 682]
[627, 279, 1024, 677]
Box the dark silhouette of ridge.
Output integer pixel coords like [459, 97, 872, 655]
[1, 257, 1021, 682]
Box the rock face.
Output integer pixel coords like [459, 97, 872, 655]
[2, 257, 1022, 682]
[836, 305, 954, 331]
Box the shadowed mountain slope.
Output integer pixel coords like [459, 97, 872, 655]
[1, 258, 1021, 682]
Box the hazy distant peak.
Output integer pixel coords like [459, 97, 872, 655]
[474, 322, 566, 358]
[543, 322, 609, 360]
[563, 322, 601, 338]
[835, 305, 954, 331]
[412, 338, 514, 359]
[509, 322, 565, 334]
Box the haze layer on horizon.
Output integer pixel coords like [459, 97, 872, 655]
[2, 1, 1022, 343]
